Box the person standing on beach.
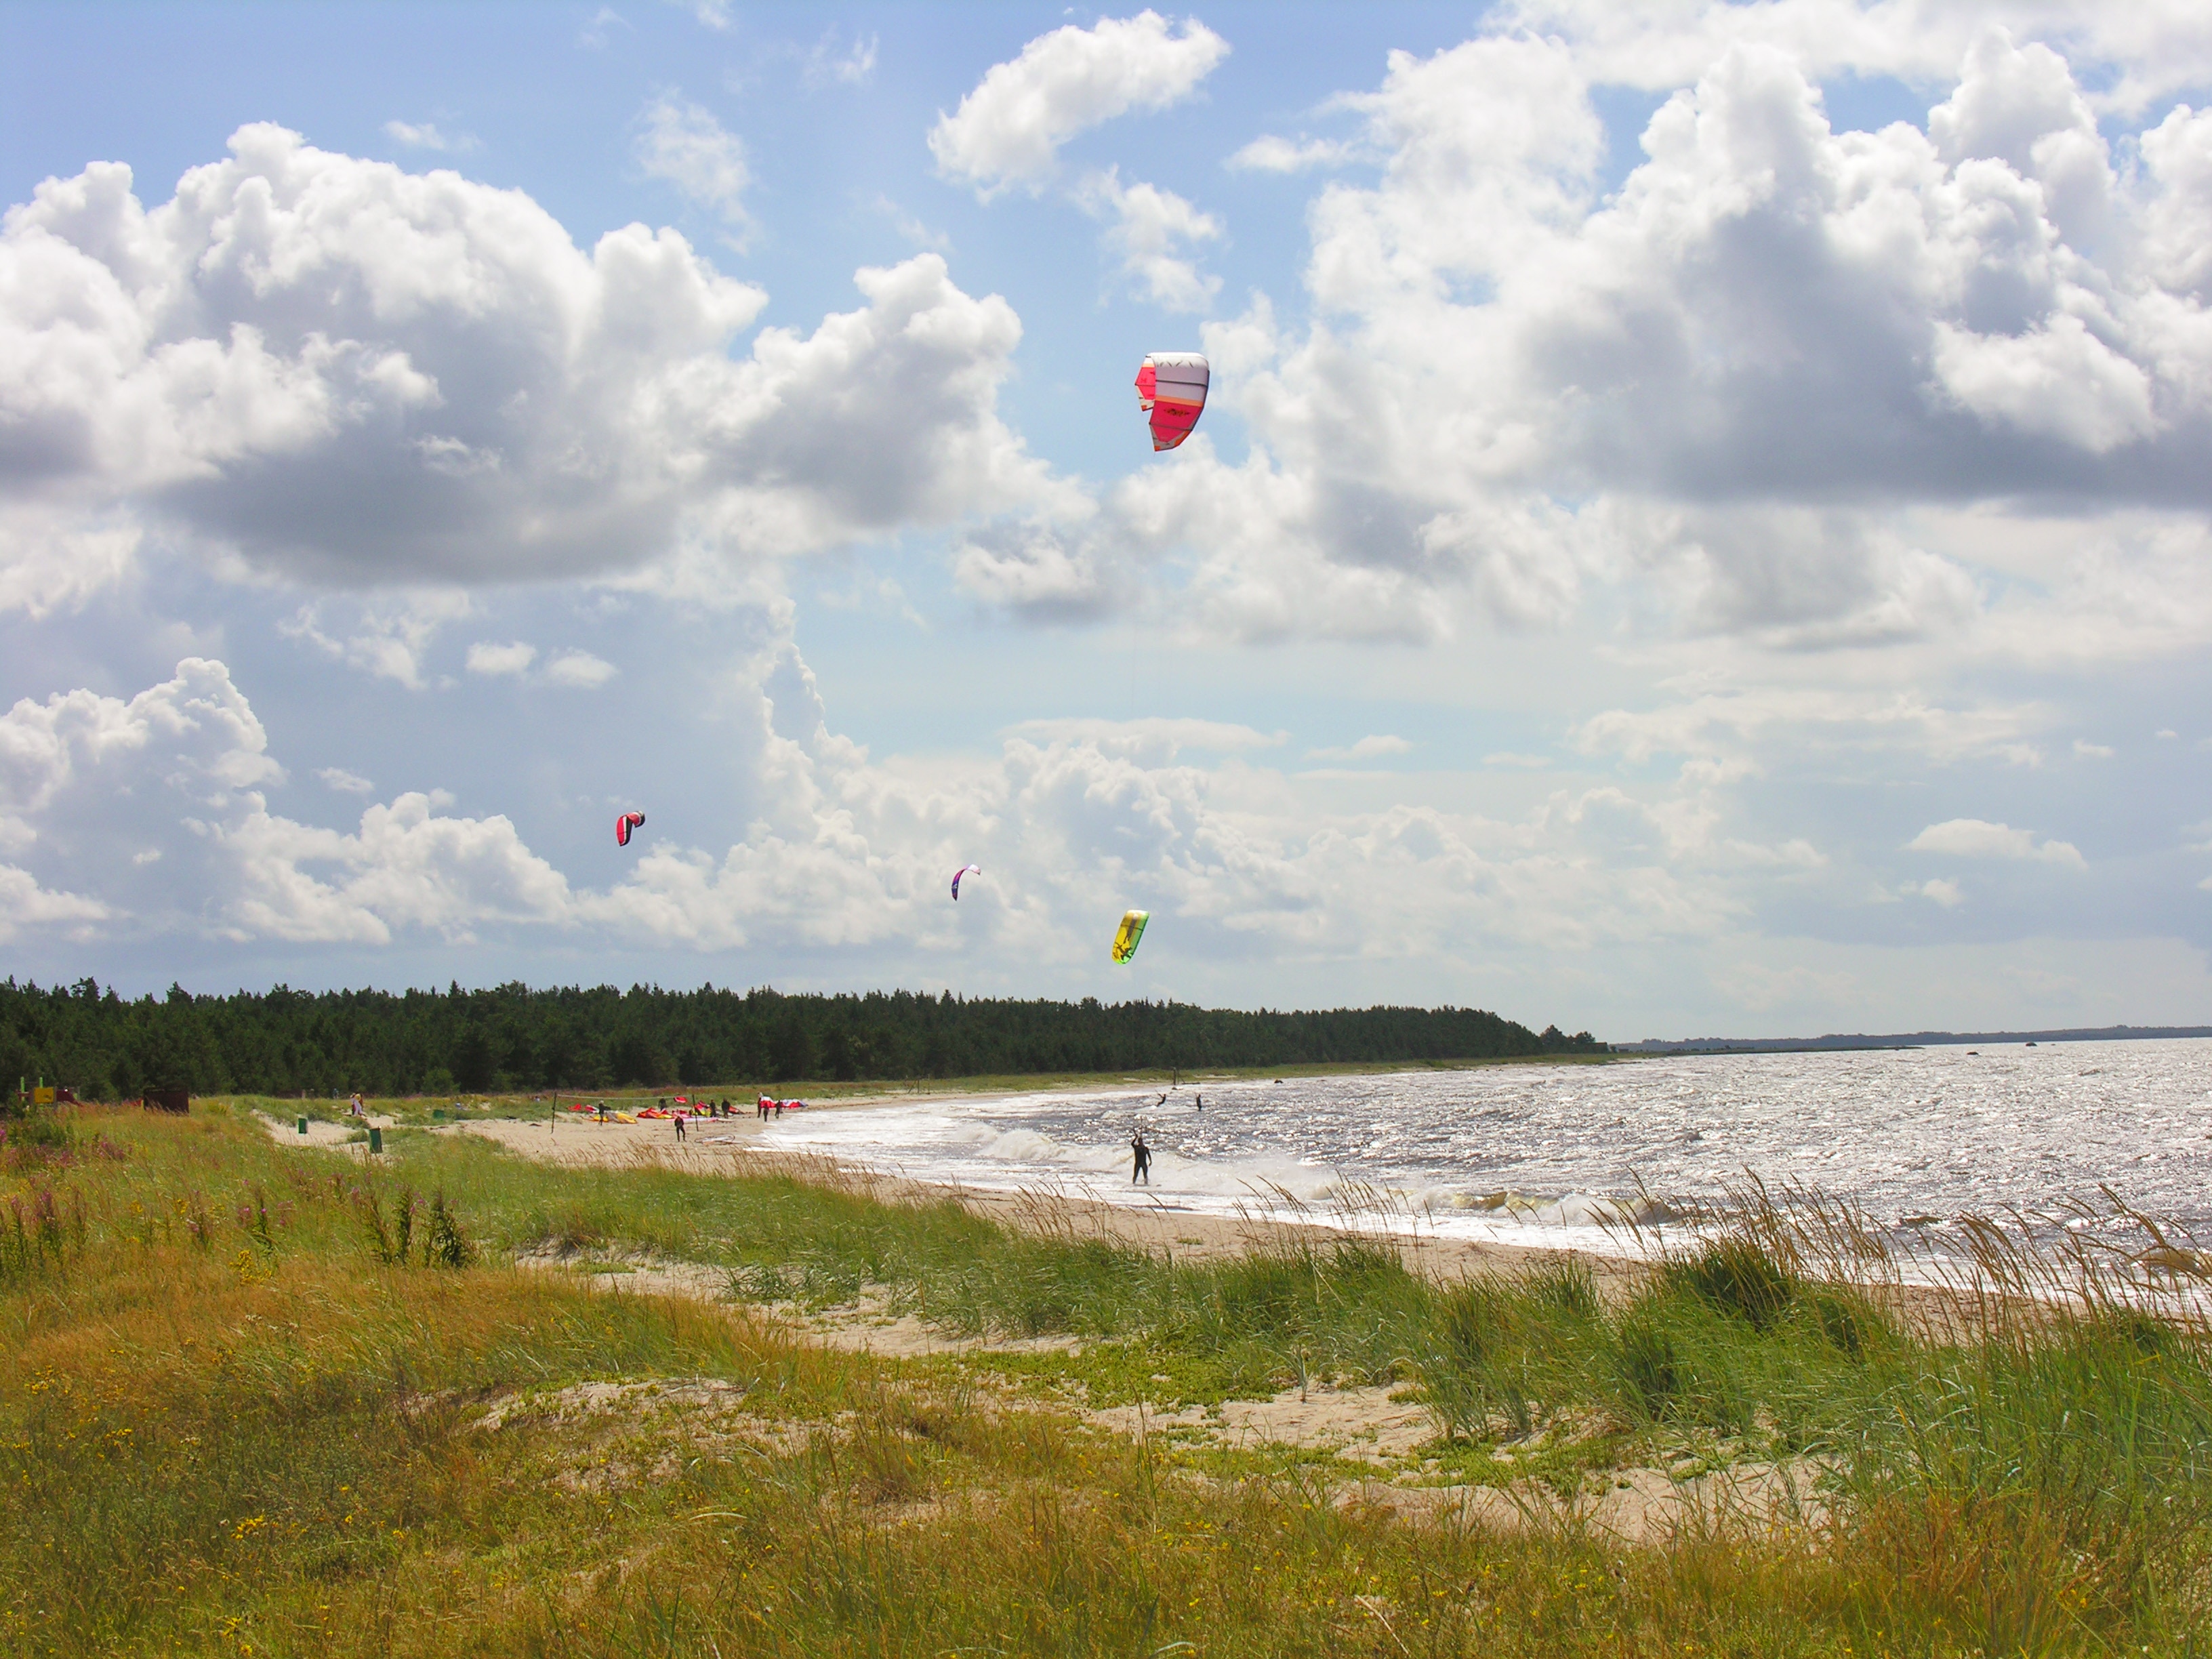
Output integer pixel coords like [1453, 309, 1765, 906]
[1130, 1129, 1151, 1186]
[674, 1112, 686, 1145]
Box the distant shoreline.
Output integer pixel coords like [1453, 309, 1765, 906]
[1615, 1023, 2212, 1056]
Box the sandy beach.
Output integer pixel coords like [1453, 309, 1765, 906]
[435, 1100, 1658, 1294]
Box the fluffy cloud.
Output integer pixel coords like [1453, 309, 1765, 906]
[283, 594, 474, 689]
[1909, 876, 1966, 907]
[1908, 817, 2087, 865]
[0, 653, 1794, 973]
[466, 639, 616, 688]
[928, 11, 1229, 194]
[0, 658, 572, 946]
[1307, 735, 1411, 762]
[0, 127, 1067, 611]
[466, 640, 537, 678]
[382, 120, 472, 153]
[0, 867, 108, 944]
[804, 30, 879, 90]
[937, 15, 1231, 326]
[1496, 1, 2212, 115]
[1051, 26, 2212, 654]
[1227, 136, 1350, 173]
[1574, 681, 2050, 769]
[543, 650, 617, 689]
[634, 96, 751, 233]
[1077, 168, 1223, 310]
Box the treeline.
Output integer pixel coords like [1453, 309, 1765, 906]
[0, 977, 1606, 1101]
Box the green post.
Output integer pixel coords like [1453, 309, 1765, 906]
[297, 1116, 308, 1135]
[368, 1126, 383, 1155]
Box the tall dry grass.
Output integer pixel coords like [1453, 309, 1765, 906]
[2, 1103, 2208, 1654]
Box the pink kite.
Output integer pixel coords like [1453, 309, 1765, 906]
[1134, 353, 1209, 451]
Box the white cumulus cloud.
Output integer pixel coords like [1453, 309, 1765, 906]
[1044, 26, 2212, 655]
[634, 95, 752, 233]
[0, 658, 569, 946]
[0, 653, 1790, 975]
[466, 640, 537, 678]
[1907, 818, 2087, 866]
[284, 594, 474, 690]
[0, 127, 1070, 612]
[1078, 168, 1223, 310]
[1307, 735, 1412, 762]
[1228, 135, 1350, 173]
[929, 11, 1230, 194]
[804, 30, 878, 89]
[544, 650, 618, 689]
[383, 120, 474, 152]
[1909, 877, 1966, 907]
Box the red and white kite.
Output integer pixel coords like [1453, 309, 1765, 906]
[1134, 352, 1208, 451]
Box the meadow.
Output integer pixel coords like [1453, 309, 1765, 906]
[1, 1099, 2207, 1656]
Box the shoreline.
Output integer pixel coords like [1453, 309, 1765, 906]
[249, 1099, 2084, 1370]
[436, 1110, 1658, 1291]
[431, 1112, 1999, 1336]
[230, 1049, 1622, 1125]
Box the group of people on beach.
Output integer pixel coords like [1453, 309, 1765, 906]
[664, 1094, 804, 1142]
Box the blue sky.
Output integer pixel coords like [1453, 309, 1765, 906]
[3, 1, 2211, 1038]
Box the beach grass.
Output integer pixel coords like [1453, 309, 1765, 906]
[1, 1102, 2208, 1655]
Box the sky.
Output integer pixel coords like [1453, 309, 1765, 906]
[3, 1, 2211, 1040]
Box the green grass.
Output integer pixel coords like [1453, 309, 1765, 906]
[1, 1103, 2209, 1655]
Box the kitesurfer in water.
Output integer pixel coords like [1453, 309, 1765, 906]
[1130, 1129, 1152, 1186]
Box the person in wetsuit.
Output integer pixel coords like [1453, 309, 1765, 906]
[1130, 1129, 1152, 1186]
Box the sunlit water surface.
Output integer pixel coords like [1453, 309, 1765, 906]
[765, 1040, 2212, 1262]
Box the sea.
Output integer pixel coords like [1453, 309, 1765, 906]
[766, 1039, 2212, 1264]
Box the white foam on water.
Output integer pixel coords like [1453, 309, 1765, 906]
[766, 1040, 2212, 1263]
